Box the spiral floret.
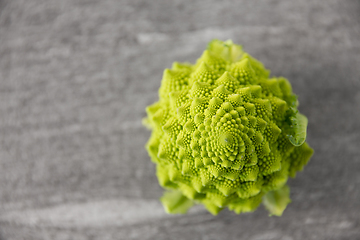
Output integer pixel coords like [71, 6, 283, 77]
[144, 40, 313, 216]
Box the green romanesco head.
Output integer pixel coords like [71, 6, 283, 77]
[144, 39, 313, 216]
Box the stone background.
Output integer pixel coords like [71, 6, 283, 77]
[0, 0, 359, 239]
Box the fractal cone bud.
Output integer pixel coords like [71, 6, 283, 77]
[143, 40, 313, 216]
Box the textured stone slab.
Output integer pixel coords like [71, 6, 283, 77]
[0, 199, 204, 228]
[0, 0, 360, 239]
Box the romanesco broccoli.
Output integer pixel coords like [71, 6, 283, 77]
[144, 39, 313, 216]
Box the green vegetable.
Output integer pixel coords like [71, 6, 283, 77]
[144, 39, 313, 216]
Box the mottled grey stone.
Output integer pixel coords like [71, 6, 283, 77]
[0, 0, 359, 239]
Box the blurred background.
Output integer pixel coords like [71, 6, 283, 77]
[0, 0, 359, 239]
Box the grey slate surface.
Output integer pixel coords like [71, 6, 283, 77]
[0, 0, 360, 239]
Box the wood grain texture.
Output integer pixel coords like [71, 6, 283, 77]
[0, 0, 360, 239]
